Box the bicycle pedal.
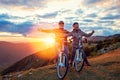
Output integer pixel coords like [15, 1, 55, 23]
[59, 63, 65, 67]
[72, 62, 75, 67]
[76, 58, 82, 62]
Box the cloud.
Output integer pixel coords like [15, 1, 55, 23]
[83, 0, 115, 8]
[83, 19, 94, 23]
[0, 20, 14, 30]
[101, 14, 120, 20]
[0, 14, 10, 19]
[0, 32, 23, 37]
[94, 29, 120, 36]
[0, 13, 23, 20]
[85, 0, 102, 4]
[0, 0, 120, 37]
[87, 13, 97, 18]
[80, 27, 120, 36]
[0, 0, 47, 7]
[38, 11, 58, 18]
[0, 20, 34, 35]
[75, 9, 84, 15]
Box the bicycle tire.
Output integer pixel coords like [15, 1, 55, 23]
[57, 52, 68, 80]
[74, 49, 84, 72]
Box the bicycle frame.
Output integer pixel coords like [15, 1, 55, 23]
[76, 40, 83, 61]
[58, 43, 66, 67]
[56, 39, 68, 79]
[73, 37, 85, 72]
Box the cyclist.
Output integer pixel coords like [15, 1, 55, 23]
[38, 21, 69, 61]
[68, 22, 94, 66]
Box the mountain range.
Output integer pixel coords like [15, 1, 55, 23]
[1, 47, 56, 75]
[87, 34, 120, 42]
[0, 41, 48, 67]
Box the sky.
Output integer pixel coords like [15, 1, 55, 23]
[0, 0, 120, 42]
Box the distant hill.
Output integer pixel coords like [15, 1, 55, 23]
[0, 41, 48, 67]
[1, 47, 56, 75]
[107, 34, 120, 39]
[87, 36, 107, 42]
[87, 34, 120, 42]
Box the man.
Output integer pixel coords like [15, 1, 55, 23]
[69, 22, 94, 66]
[38, 21, 69, 40]
[38, 21, 69, 60]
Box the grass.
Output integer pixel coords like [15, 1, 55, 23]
[2, 48, 120, 80]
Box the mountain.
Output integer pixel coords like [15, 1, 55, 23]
[86, 34, 120, 42]
[108, 34, 120, 39]
[87, 36, 107, 42]
[1, 47, 56, 75]
[2, 48, 120, 80]
[0, 41, 48, 67]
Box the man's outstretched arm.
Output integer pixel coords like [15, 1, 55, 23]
[38, 28, 54, 33]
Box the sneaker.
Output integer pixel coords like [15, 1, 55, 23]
[69, 61, 72, 67]
[72, 62, 75, 67]
[86, 63, 91, 66]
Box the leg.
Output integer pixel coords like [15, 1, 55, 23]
[70, 47, 76, 65]
[81, 49, 91, 66]
[54, 43, 59, 63]
[63, 46, 69, 66]
[64, 46, 69, 57]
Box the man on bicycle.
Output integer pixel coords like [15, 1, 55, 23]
[38, 21, 69, 60]
[68, 22, 94, 66]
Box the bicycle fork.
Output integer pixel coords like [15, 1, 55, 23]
[59, 52, 65, 67]
[76, 49, 82, 62]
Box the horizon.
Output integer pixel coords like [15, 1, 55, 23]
[0, 33, 120, 43]
[0, 0, 120, 42]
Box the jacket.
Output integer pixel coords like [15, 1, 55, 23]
[68, 29, 93, 48]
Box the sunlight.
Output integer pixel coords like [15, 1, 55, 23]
[44, 37, 55, 46]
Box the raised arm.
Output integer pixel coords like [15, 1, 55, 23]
[38, 28, 54, 33]
[81, 30, 94, 37]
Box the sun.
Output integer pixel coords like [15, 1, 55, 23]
[44, 37, 55, 46]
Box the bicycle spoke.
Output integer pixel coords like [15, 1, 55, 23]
[57, 53, 68, 79]
[74, 50, 84, 72]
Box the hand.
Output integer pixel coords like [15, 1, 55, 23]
[92, 30, 95, 34]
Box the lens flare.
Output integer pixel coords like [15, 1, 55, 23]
[44, 37, 55, 46]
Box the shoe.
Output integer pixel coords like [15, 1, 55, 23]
[72, 62, 75, 67]
[69, 61, 72, 67]
[86, 63, 91, 66]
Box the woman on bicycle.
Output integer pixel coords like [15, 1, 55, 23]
[68, 22, 94, 66]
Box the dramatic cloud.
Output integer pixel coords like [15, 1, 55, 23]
[0, 0, 47, 7]
[0, 0, 120, 37]
[0, 20, 34, 35]
[101, 14, 120, 20]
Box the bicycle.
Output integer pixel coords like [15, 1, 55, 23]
[57, 37, 86, 79]
[56, 38, 68, 80]
[72, 38, 84, 72]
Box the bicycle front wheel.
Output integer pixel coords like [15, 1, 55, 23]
[74, 49, 84, 72]
[57, 52, 68, 80]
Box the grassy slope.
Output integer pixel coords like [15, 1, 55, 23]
[3, 48, 120, 80]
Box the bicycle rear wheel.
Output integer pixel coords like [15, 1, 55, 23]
[74, 49, 84, 72]
[57, 52, 68, 80]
